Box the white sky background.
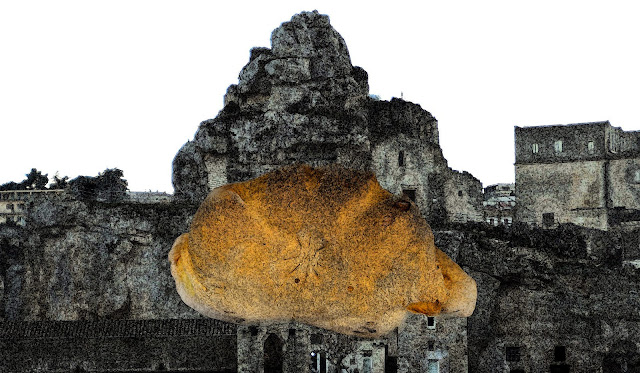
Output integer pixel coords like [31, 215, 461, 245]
[1, 1, 639, 192]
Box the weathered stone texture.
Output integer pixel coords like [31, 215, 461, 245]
[443, 171, 483, 224]
[397, 314, 468, 373]
[0, 319, 237, 372]
[434, 224, 640, 373]
[515, 121, 640, 230]
[1, 193, 200, 321]
[171, 10, 481, 226]
[515, 161, 608, 229]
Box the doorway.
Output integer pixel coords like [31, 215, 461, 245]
[263, 334, 284, 373]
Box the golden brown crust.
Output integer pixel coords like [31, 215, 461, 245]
[169, 164, 476, 336]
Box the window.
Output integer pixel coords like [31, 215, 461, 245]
[427, 317, 436, 329]
[506, 347, 521, 362]
[428, 341, 435, 351]
[398, 151, 405, 167]
[362, 357, 372, 373]
[402, 189, 416, 203]
[532, 143, 539, 154]
[6, 203, 14, 211]
[249, 326, 259, 336]
[554, 346, 566, 362]
[554, 140, 563, 153]
[588, 141, 595, 153]
[426, 359, 439, 373]
[310, 351, 327, 373]
[263, 334, 284, 372]
[610, 132, 619, 153]
[634, 170, 640, 183]
[543, 212, 555, 227]
[458, 190, 463, 197]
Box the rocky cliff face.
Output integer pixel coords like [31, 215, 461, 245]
[173, 11, 371, 202]
[3, 191, 639, 372]
[172, 11, 445, 208]
[0, 194, 200, 321]
[434, 224, 640, 372]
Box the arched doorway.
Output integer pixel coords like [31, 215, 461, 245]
[264, 333, 284, 373]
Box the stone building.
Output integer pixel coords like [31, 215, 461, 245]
[0, 190, 65, 226]
[483, 183, 515, 226]
[514, 121, 640, 230]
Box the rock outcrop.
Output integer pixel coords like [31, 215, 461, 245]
[0, 193, 199, 321]
[434, 224, 640, 373]
[173, 11, 372, 203]
[172, 10, 482, 225]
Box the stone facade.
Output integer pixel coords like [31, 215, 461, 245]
[442, 171, 483, 224]
[483, 183, 515, 226]
[0, 190, 65, 226]
[514, 121, 640, 230]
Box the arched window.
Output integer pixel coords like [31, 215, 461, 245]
[264, 334, 284, 373]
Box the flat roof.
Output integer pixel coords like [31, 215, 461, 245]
[514, 120, 610, 130]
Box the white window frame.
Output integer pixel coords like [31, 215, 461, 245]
[532, 143, 539, 154]
[554, 140, 563, 153]
[427, 316, 436, 330]
[587, 141, 595, 153]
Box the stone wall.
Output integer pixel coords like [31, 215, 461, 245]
[443, 171, 483, 224]
[609, 158, 640, 210]
[0, 319, 236, 373]
[397, 314, 468, 373]
[0, 193, 200, 321]
[514, 122, 608, 165]
[371, 134, 447, 219]
[515, 161, 607, 229]
[3, 189, 640, 372]
[435, 224, 640, 373]
[515, 122, 640, 230]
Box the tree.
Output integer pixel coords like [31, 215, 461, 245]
[23, 168, 48, 190]
[0, 181, 21, 191]
[0, 168, 48, 190]
[96, 168, 128, 202]
[69, 176, 98, 200]
[69, 168, 128, 202]
[49, 174, 69, 189]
